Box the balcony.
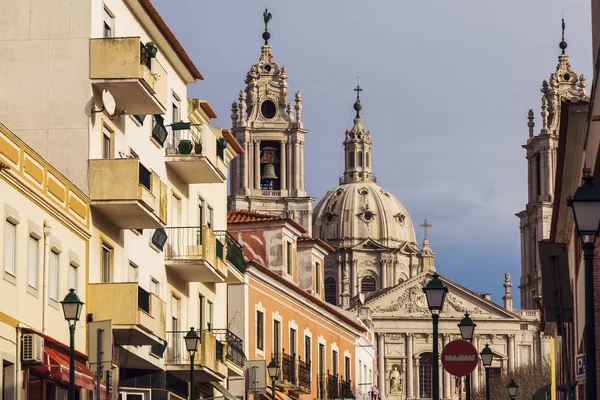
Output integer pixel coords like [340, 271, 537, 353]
[90, 37, 167, 115]
[89, 159, 167, 229]
[326, 373, 339, 400]
[297, 358, 311, 393]
[165, 330, 227, 381]
[164, 226, 227, 282]
[211, 329, 245, 376]
[87, 283, 166, 346]
[215, 231, 245, 283]
[164, 124, 226, 184]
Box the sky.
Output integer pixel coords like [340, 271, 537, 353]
[152, 0, 592, 306]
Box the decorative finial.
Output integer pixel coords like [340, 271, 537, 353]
[527, 109, 535, 138]
[353, 79, 363, 118]
[262, 6, 272, 45]
[559, 17, 568, 54]
[419, 219, 432, 240]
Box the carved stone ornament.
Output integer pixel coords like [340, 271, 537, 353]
[373, 280, 429, 315]
[394, 213, 406, 225]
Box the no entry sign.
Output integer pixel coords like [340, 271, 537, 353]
[441, 339, 479, 376]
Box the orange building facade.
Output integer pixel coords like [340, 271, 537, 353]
[227, 211, 366, 400]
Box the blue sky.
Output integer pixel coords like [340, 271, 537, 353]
[152, 0, 592, 306]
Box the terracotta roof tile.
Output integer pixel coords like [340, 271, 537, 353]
[227, 210, 307, 233]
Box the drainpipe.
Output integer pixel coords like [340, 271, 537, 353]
[16, 323, 23, 400]
[42, 222, 52, 334]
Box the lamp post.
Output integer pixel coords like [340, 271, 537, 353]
[480, 344, 493, 400]
[507, 379, 518, 400]
[568, 170, 600, 400]
[458, 313, 476, 400]
[423, 273, 448, 400]
[60, 289, 84, 400]
[184, 327, 201, 400]
[267, 358, 280, 400]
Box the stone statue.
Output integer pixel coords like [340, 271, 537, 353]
[389, 365, 402, 393]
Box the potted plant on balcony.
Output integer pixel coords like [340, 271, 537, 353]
[178, 139, 193, 155]
[193, 139, 202, 155]
[145, 42, 158, 58]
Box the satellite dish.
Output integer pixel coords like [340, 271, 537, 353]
[101, 89, 117, 116]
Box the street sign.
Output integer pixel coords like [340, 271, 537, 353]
[442, 339, 479, 377]
[88, 320, 113, 371]
[245, 360, 267, 395]
[576, 353, 586, 382]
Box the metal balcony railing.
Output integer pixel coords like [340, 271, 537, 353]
[165, 124, 201, 155]
[282, 351, 296, 385]
[327, 372, 339, 400]
[211, 329, 245, 369]
[214, 231, 246, 274]
[340, 378, 352, 399]
[297, 357, 311, 392]
[318, 373, 327, 400]
[164, 226, 206, 257]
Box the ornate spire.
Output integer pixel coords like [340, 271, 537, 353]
[354, 78, 363, 118]
[527, 109, 535, 139]
[419, 218, 436, 271]
[502, 271, 514, 310]
[559, 17, 567, 55]
[342, 85, 374, 184]
[262, 7, 272, 45]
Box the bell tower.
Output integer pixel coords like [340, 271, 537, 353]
[228, 8, 315, 234]
[517, 19, 588, 309]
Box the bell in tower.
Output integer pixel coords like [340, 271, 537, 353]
[261, 146, 279, 189]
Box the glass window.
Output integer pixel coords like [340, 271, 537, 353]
[207, 301, 213, 331]
[68, 263, 77, 291]
[361, 276, 376, 292]
[49, 251, 59, 301]
[358, 151, 363, 167]
[325, 277, 337, 305]
[27, 236, 39, 289]
[286, 242, 292, 275]
[199, 294, 204, 329]
[332, 350, 338, 376]
[149, 277, 159, 296]
[101, 244, 112, 283]
[102, 7, 114, 38]
[419, 353, 433, 398]
[102, 127, 112, 159]
[345, 356, 351, 382]
[207, 206, 213, 229]
[349, 151, 355, 168]
[128, 262, 138, 282]
[290, 328, 297, 355]
[4, 220, 16, 276]
[304, 336, 311, 364]
[315, 262, 321, 294]
[256, 311, 264, 350]
[172, 94, 181, 124]
[274, 320, 280, 355]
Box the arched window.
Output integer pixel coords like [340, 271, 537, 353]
[366, 152, 370, 167]
[324, 277, 337, 305]
[349, 151, 355, 168]
[358, 151, 363, 167]
[361, 276, 376, 292]
[419, 352, 433, 398]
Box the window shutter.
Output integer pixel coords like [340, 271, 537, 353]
[152, 229, 168, 251]
[27, 237, 38, 288]
[68, 265, 77, 291]
[4, 221, 16, 275]
[49, 252, 58, 300]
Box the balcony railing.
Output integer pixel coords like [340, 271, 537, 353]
[214, 231, 246, 274]
[318, 374, 327, 400]
[327, 373, 339, 400]
[339, 175, 377, 185]
[282, 352, 296, 385]
[211, 329, 245, 369]
[298, 358, 311, 392]
[165, 330, 224, 365]
[340, 378, 352, 399]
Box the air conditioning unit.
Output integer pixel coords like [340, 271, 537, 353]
[22, 334, 44, 364]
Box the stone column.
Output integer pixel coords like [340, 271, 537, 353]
[377, 334, 386, 400]
[280, 141, 287, 190]
[443, 334, 451, 399]
[287, 140, 293, 190]
[254, 140, 261, 190]
[414, 358, 420, 398]
[472, 335, 479, 391]
[508, 334, 515, 373]
[351, 259, 357, 297]
[406, 334, 414, 399]
[393, 261, 399, 286]
[294, 141, 300, 191]
[242, 141, 249, 191]
[439, 358, 444, 398]
[299, 141, 304, 191]
[381, 261, 387, 289]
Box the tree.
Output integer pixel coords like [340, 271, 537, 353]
[471, 361, 551, 400]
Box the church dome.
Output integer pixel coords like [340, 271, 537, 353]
[313, 182, 417, 247]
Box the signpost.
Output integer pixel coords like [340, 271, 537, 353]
[576, 353, 586, 383]
[442, 340, 479, 377]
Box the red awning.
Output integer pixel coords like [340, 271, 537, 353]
[30, 347, 95, 390]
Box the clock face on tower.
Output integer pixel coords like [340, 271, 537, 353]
[261, 100, 276, 119]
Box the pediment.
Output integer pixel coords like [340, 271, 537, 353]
[352, 238, 391, 251]
[363, 271, 519, 320]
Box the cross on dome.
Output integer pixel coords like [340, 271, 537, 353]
[353, 79, 363, 118]
[419, 219, 432, 240]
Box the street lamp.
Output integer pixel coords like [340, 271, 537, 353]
[507, 379, 519, 400]
[185, 327, 200, 400]
[480, 344, 493, 400]
[568, 170, 600, 400]
[423, 273, 448, 400]
[458, 313, 476, 400]
[267, 358, 280, 400]
[60, 289, 83, 400]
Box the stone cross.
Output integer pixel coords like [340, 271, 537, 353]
[419, 219, 432, 240]
[354, 83, 363, 101]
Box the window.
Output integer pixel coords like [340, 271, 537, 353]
[489, 367, 502, 382]
[27, 236, 39, 289]
[419, 352, 433, 398]
[128, 262, 139, 282]
[198, 198, 204, 227]
[274, 320, 281, 355]
[101, 243, 112, 283]
[172, 94, 181, 124]
[318, 344, 325, 374]
[102, 126, 112, 159]
[305, 336, 311, 364]
[149, 277, 159, 296]
[290, 328, 297, 355]
[103, 7, 114, 38]
[358, 151, 363, 167]
[325, 277, 337, 305]
[3, 361, 15, 400]
[349, 151, 355, 168]
[152, 115, 168, 146]
[171, 296, 180, 358]
[332, 350, 338, 376]
[535, 153, 541, 197]
[4, 220, 16, 276]
[207, 205, 213, 229]
[361, 276, 376, 292]
[68, 263, 78, 291]
[151, 229, 168, 251]
[256, 311, 264, 350]
[199, 295, 204, 329]
[315, 262, 321, 294]
[207, 301, 213, 331]
[49, 251, 59, 301]
[345, 356, 351, 381]
[286, 242, 292, 275]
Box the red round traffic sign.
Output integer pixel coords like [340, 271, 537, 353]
[441, 339, 479, 376]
